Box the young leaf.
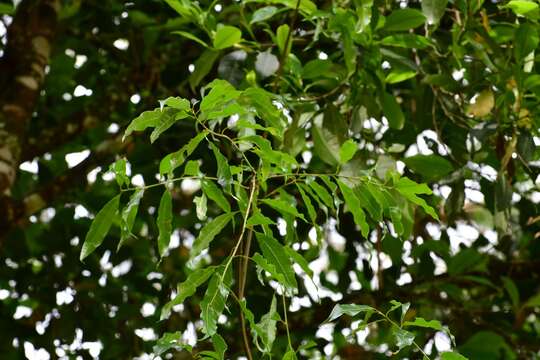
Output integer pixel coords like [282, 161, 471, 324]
[118, 188, 144, 251]
[337, 180, 369, 237]
[80, 194, 121, 261]
[213, 25, 242, 49]
[255, 233, 298, 291]
[160, 266, 216, 320]
[190, 213, 235, 259]
[157, 189, 173, 257]
[339, 139, 358, 164]
[384, 9, 426, 31]
[201, 180, 231, 213]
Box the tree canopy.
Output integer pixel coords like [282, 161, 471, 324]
[0, 0, 539, 359]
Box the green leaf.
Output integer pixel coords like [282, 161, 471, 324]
[200, 80, 242, 116]
[524, 292, 540, 307]
[312, 123, 340, 166]
[276, 24, 290, 55]
[251, 6, 279, 24]
[502, 276, 519, 308]
[337, 180, 369, 237]
[110, 158, 129, 187]
[189, 49, 220, 90]
[381, 34, 431, 49]
[385, 70, 417, 84]
[514, 23, 539, 61]
[159, 131, 208, 175]
[354, 185, 382, 221]
[190, 213, 235, 259]
[194, 194, 207, 221]
[404, 317, 443, 331]
[118, 188, 144, 251]
[150, 108, 190, 143]
[172, 30, 209, 47]
[296, 184, 317, 223]
[160, 266, 216, 320]
[202, 180, 231, 213]
[157, 189, 173, 257]
[252, 253, 288, 285]
[261, 198, 306, 221]
[421, 0, 448, 24]
[210, 143, 233, 192]
[283, 350, 297, 360]
[507, 0, 539, 18]
[284, 245, 314, 278]
[339, 139, 358, 164]
[163, 97, 191, 111]
[255, 233, 298, 291]
[403, 154, 454, 181]
[256, 296, 280, 354]
[240, 88, 284, 131]
[393, 326, 415, 350]
[308, 180, 335, 210]
[247, 211, 276, 227]
[441, 352, 469, 360]
[384, 9, 426, 31]
[184, 160, 200, 176]
[382, 92, 405, 130]
[200, 270, 231, 336]
[153, 331, 192, 356]
[123, 109, 162, 140]
[394, 177, 438, 220]
[325, 304, 375, 323]
[211, 333, 227, 360]
[80, 195, 120, 261]
[213, 25, 242, 49]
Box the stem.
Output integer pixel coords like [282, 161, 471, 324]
[281, 292, 293, 351]
[238, 228, 254, 360]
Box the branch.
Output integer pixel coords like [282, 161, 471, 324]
[0, 0, 61, 195]
[0, 135, 129, 239]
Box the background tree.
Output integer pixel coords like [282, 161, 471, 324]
[0, 0, 539, 359]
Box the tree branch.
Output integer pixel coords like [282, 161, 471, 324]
[0, 0, 61, 195]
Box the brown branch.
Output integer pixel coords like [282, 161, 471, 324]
[0, 0, 61, 195]
[0, 135, 129, 239]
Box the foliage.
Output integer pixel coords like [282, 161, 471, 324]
[1, 0, 540, 359]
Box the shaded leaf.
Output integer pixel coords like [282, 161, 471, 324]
[157, 189, 173, 257]
[80, 195, 120, 261]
